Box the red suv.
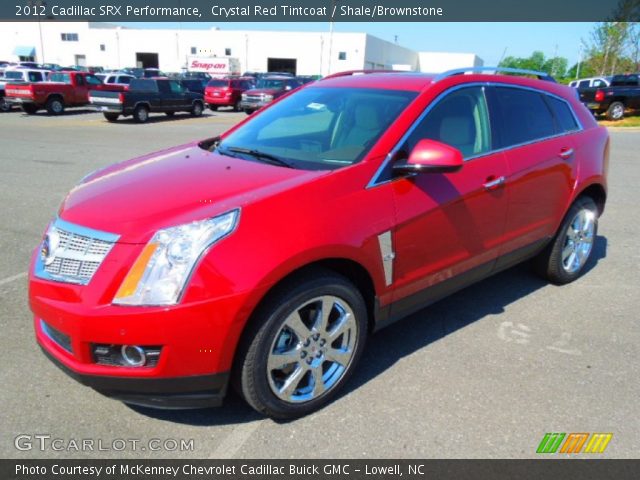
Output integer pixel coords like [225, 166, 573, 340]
[204, 77, 254, 112]
[29, 68, 608, 419]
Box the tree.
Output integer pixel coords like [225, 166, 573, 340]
[499, 51, 568, 78]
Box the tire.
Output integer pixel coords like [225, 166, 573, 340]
[45, 97, 65, 116]
[234, 270, 368, 419]
[165, 111, 175, 117]
[245, 110, 253, 115]
[233, 99, 242, 112]
[191, 101, 203, 117]
[209, 104, 218, 111]
[21, 103, 38, 114]
[133, 104, 149, 123]
[533, 197, 598, 285]
[103, 113, 119, 122]
[605, 101, 624, 121]
[0, 98, 10, 112]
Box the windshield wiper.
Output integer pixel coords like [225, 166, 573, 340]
[223, 146, 295, 169]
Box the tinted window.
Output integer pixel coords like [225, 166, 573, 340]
[592, 79, 606, 88]
[118, 76, 132, 84]
[28, 72, 43, 82]
[218, 87, 416, 170]
[492, 87, 555, 147]
[4, 71, 24, 80]
[403, 87, 491, 159]
[85, 75, 102, 86]
[130, 79, 158, 92]
[578, 80, 589, 88]
[547, 96, 579, 133]
[106, 76, 115, 84]
[207, 79, 229, 88]
[169, 81, 184, 94]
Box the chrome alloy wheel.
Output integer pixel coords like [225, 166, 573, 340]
[267, 296, 358, 403]
[611, 103, 624, 120]
[562, 208, 596, 274]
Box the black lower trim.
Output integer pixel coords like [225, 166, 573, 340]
[39, 346, 229, 409]
[374, 238, 550, 331]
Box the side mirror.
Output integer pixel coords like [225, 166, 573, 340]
[393, 139, 464, 175]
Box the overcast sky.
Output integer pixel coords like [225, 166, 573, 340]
[119, 22, 596, 67]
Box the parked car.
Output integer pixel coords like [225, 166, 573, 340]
[29, 68, 608, 419]
[0, 68, 50, 112]
[205, 77, 254, 111]
[239, 76, 302, 114]
[89, 78, 204, 122]
[5, 71, 118, 115]
[96, 73, 135, 89]
[143, 68, 166, 78]
[181, 71, 212, 81]
[569, 77, 610, 89]
[120, 67, 144, 78]
[579, 73, 640, 120]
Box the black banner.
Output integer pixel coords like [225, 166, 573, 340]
[2, 460, 640, 480]
[4, 0, 640, 22]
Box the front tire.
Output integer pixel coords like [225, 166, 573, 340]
[606, 101, 624, 121]
[235, 270, 368, 419]
[534, 197, 598, 284]
[0, 98, 10, 112]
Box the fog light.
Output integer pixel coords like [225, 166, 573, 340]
[121, 345, 146, 367]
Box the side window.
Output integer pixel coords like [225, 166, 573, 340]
[119, 76, 132, 84]
[106, 76, 115, 84]
[578, 80, 589, 88]
[546, 96, 579, 133]
[592, 79, 605, 88]
[403, 87, 491, 159]
[491, 87, 555, 148]
[75, 75, 85, 86]
[28, 72, 41, 82]
[169, 81, 184, 94]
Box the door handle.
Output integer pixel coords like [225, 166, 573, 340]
[483, 176, 505, 191]
[559, 148, 574, 160]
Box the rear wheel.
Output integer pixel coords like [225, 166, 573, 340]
[133, 104, 149, 123]
[533, 197, 598, 284]
[165, 111, 175, 117]
[209, 104, 218, 111]
[234, 270, 367, 419]
[0, 98, 10, 112]
[21, 104, 38, 114]
[103, 112, 119, 122]
[191, 101, 203, 117]
[45, 97, 65, 115]
[233, 99, 242, 112]
[606, 101, 624, 121]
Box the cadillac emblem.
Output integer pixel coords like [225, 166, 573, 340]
[41, 228, 60, 266]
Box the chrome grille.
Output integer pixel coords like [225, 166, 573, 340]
[35, 218, 119, 285]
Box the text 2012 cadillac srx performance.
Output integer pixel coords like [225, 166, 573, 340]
[29, 68, 609, 419]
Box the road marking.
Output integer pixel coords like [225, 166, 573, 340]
[0, 271, 27, 287]
[208, 417, 265, 459]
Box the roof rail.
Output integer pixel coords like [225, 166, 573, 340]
[434, 66, 556, 83]
[321, 69, 401, 80]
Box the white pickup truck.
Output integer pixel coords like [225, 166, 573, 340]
[0, 68, 50, 112]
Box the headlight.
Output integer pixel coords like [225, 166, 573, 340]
[241, 93, 247, 100]
[113, 209, 239, 306]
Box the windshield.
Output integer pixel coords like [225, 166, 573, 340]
[256, 79, 285, 89]
[218, 87, 416, 170]
[49, 73, 71, 84]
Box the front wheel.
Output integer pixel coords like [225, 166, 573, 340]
[533, 197, 598, 284]
[46, 97, 65, 115]
[606, 101, 624, 121]
[235, 270, 368, 419]
[0, 98, 10, 112]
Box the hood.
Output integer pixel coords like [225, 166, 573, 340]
[59, 142, 325, 243]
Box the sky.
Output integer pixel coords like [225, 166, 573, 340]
[119, 22, 596, 67]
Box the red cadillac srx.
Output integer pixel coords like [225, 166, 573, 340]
[29, 68, 609, 419]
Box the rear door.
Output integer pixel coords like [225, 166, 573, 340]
[387, 85, 510, 308]
[487, 86, 579, 259]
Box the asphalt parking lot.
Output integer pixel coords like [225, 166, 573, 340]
[0, 107, 638, 459]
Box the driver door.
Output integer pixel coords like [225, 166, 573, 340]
[386, 86, 510, 308]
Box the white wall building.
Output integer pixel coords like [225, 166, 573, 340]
[0, 22, 482, 76]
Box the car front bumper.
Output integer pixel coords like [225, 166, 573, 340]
[239, 100, 270, 111]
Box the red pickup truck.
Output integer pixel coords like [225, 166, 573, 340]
[5, 71, 122, 115]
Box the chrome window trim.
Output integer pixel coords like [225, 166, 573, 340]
[366, 82, 584, 189]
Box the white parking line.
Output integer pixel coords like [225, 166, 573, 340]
[208, 417, 265, 459]
[0, 272, 27, 287]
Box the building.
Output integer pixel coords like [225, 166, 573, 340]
[0, 22, 483, 76]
